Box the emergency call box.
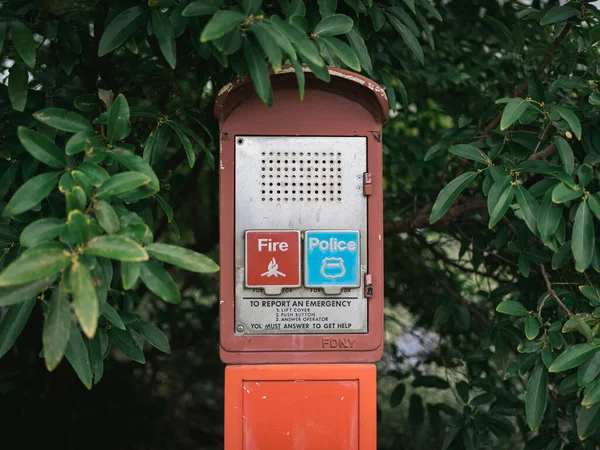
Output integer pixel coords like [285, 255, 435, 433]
[216, 66, 388, 364]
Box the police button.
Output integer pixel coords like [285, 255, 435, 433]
[304, 230, 360, 294]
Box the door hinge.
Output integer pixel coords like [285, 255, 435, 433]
[363, 172, 373, 196]
[364, 273, 373, 298]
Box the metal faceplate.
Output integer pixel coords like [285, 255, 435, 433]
[235, 136, 368, 335]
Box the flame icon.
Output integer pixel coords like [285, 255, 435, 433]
[261, 258, 286, 278]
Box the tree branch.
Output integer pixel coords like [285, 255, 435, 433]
[540, 263, 573, 317]
[475, 24, 572, 142]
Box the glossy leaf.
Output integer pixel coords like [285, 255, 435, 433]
[96, 172, 151, 198]
[496, 300, 528, 316]
[488, 184, 515, 229]
[100, 301, 125, 330]
[243, 38, 272, 106]
[578, 164, 593, 188]
[314, 14, 353, 36]
[11, 21, 36, 68]
[555, 136, 574, 175]
[43, 287, 71, 371]
[578, 403, 600, 440]
[8, 64, 27, 111]
[139, 260, 181, 304]
[94, 201, 120, 234]
[98, 6, 148, 56]
[573, 201, 594, 272]
[549, 344, 600, 372]
[448, 144, 491, 165]
[515, 185, 539, 234]
[541, 5, 579, 25]
[555, 106, 582, 140]
[145, 243, 219, 273]
[84, 236, 149, 262]
[182, 2, 219, 16]
[500, 98, 529, 130]
[107, 94, 131, 144]
[552, 183, 582, 203]
[321, 36, 360, 71]
[71, 262, 99, 339]
[108, 327, 145, 363]
[32, 108, 92, 133]
[537, 189, 561, 242]
[201, 10, 246, 42]
[525, 363, 547, 431]
[347, 27, 372, 75]
[387, 14, 424, 65]
[17, 127, 66, 169]
[578, 352, 600, 387]
[430, 171, 478, 223]
[64, 322, 93, 389]
[20, 218, 66, 248]
[121, 261, 141, 289]
[151, 9, 176, 69]
[0, 246, 70, 287]
[525, 315, 539, 340]
[131, 321, 171, 354]
[0, 298, 36, 359]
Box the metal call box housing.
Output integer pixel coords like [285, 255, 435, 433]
[216, 67, 388, 364]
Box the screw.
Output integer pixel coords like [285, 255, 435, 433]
[237, 137, 244, 145]
[357, 186, 362, 191]
[236, 325, 244, 332]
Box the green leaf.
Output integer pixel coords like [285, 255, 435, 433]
[84, 236, 149, 262]
[131, 321, 171, 354]
[538, 189, 562, 242]
[496, 300, 528, 316]
[540, 5, 579, 25]
[20, 218, 66, 248]
[94, 201, 120, 234]
[251, 22, 282, 71]
[578, 164, 593, 188]
[182, 1, 219, 16]
[552, 183, 582, 203]
[525, 315, 539, 340]
[96, 172, 152, 199]
[108, 148, 159, 194]
[139, 259, 181, 304]
[0, 298, 35, 359]
[430, 171, 478, 223]
[11, 21, 36, 68]
[171, 126, 196, 169]
[578, 352, 600, 387]
[578, 403, 600, 440]
[8, 64, 27, 112]
[573, 201, 594, 272]
[0, 245, 70, 287]
[121, 261, 141, 290]
[552, 241, 572, 269]
[0, 22, 7, 56]
[519, 253, 531, 277]
[71, 262, 99, 339]
[580, 285, 600, 305]
[390, 383, 406, 407]
[314, 14, 353, 36]
[555, 106, 582, 140]
[289, 57, 305, 100]
[515, 185, 539, 234]
[412, 375, 450, 389]
[108, 327, 145, 363]
[526, 363, 548, 431]
[549, 344, 600, 372]
[151, 9, 176, 69]
[588, 194, 600, 221]
[64, 322, 92, 389]
[67, 210, 90, 245]
[488, 184, 515, 229]
[448, 144, 491, 165]
[320, 36, 360, 71]
[65, 130, 105, 156]
[387, 14, 424, 65]
[201, 10, 246, 42]
[107, 94, 131, 144]
[43, 287, 71, 371]
[244, 38, 272, 107]
[0, 274, 57, 307]
[417, 0, 442, 21]
[74, 94, 99, 112]
[555, 136, 574, 175]
[347, 27, 372, 75]
[100, 301, 125, 330]
[98, 6, 148, 56]
[17, 127, 66, 169]
[500, 98, 530, 130]
[32, 108, 92, 133]
[269, 16, 324, 67]
[145, 243, 219, 273]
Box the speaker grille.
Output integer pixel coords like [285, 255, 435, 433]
[260, 151, 343, 203]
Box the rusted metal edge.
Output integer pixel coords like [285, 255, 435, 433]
[214, 65, 389, 124]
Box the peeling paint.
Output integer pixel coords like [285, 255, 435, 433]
[217, 81, 235, 97]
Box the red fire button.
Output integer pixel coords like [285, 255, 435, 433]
[245, 230, 301, 288]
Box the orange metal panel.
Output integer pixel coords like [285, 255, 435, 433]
[225, 364, 376, 450]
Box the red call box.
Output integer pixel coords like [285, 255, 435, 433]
[216, 66, 388, 364]
[245, 230, 301, 288]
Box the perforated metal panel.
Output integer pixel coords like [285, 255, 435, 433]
[234, 136, 368, 335]
[258, 149, 343, 203]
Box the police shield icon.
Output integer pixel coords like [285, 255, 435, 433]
[320, 257, 346, 279]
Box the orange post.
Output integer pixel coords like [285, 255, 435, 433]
[224, 364, 377, 450]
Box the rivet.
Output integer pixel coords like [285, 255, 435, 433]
[236, 325, 244, 332]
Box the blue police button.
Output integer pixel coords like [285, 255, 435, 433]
[304, 230, 360, 287]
